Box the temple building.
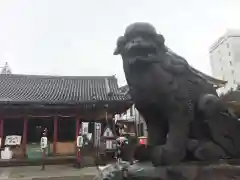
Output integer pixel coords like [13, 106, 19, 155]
[0, 70, 232, 164]
[0, 74, 131, 163]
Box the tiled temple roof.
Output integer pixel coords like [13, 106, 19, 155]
[0, 74, 130, 105]
[118, 84, 131, 101]
[190, 67, 227, 88]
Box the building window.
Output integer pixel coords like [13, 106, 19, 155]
[229, 52, 231, 56]
[231, 69, 234, 75]
[226, 43, 229, 48]
[230, 61, 232, 66]
[233, 80, 236, 84]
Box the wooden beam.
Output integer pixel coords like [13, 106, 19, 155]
[53, 115, 58, 154]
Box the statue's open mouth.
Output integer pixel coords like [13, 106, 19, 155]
[128, 45, 157, 57]
[125, 43, 157, 62]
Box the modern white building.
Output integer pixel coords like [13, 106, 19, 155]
[209, 30, 240, 94]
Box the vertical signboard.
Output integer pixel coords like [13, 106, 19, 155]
[82, 122, 89, 135]
[94, 123, 101, 147]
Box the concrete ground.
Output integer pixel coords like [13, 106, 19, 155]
[0, 164, 101, 180]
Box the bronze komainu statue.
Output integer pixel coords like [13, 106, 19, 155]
[114, 22, 240, 166]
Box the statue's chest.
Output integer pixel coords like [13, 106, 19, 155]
[128, 65, 174, 103]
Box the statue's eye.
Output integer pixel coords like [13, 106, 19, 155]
[143, 33, 155, 39]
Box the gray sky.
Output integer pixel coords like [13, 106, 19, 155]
[0, 0, 239, 85]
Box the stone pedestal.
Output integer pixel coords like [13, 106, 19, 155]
[97, 160, 240, 180]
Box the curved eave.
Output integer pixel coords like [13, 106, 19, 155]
[214, 83, 226, 89]
[204, 75, 227, 87]
[190, 67, 227, 88]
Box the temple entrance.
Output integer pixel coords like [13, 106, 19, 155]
[26, 117, 53, 159]
[27, 118, 53, 143]
[56, 117, 75, 155]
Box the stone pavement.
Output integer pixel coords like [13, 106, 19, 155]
[0, 164, 101, 180]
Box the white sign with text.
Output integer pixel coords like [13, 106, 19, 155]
[5, 135, 22, 146]
[40, 137, 48, 149]
[76, 136, 83, 147]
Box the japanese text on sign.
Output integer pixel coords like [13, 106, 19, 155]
[5, 135, 22, 145]
[40, 137, 48, 149]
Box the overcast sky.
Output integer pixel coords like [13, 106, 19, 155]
[0, 0, 239, 85]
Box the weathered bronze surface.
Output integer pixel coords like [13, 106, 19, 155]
[114, 22, 240, 166]
[95, 22, 240, 180]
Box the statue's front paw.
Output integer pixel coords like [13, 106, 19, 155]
[151, 145, 165, 166]
[151, 145, 186, 166]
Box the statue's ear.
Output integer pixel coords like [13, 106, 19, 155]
[113, 36, 125, 55]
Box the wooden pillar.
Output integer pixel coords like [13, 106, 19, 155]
[0, 118, 3, 142]
[75, 117, 80, 158]
[22, 117, 28, 154]
[76, 117, 80, 138]
[53, 115, 58, 154]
